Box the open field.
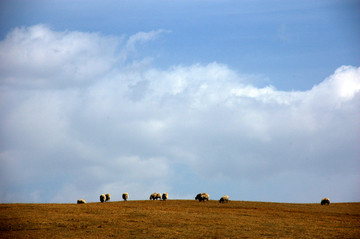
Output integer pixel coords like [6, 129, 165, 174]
[1, 200, 359, 238]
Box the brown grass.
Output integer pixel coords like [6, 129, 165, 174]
[1, 200, 359, 238]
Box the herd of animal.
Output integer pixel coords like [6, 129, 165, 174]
[77, 194, 330, 205]
[77, 192, 223, 204]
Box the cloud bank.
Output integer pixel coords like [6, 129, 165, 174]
[1, 25, 359, 203]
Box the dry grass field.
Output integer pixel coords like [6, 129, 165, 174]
[1, 200, 359, 238]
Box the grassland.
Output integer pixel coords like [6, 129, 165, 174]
[1, 200, 359, 238]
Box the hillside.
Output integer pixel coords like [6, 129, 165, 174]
[1, 200, 359, 238]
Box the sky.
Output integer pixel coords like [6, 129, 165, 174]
[0, 0, 359, 203]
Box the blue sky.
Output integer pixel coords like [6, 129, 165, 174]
[0, 0, 359, 203]
[1, 0, 359, 90]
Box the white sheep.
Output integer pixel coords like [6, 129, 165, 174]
[150, 192, 161, 200]
[321, 198, 330, 205]
[162, 192, 168, 200]
[122, 192, 129, 201]
[195, 193, 209, 202]
[100, 194, 106, 203]
[105, 193, 111, 202]
[219, 195, 229, 203]
[156, 193, 162, 200]
[77, 199, 86, 204]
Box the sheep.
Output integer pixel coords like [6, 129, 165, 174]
[105, 193, 111, 202]
[150, 192, 162, 200]
[122, 192, 129, 201]
[77, 199, 86, 204]
[219, 195, 229, 203]
[321, 198, 330, 205]
[195, 193, 209, 202]
[149, 193, 156, 200]
[162, 192, 168, 200]
[156, 193, 162, 200]
[100, 194, 106, 203]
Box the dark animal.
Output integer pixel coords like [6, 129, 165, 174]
[195, 193, 209, 202]
[321, 198, 330, 205]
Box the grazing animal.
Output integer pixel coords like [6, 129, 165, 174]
[195, 193, 210, 202]
[105, 193, 111, 202]
[150, 192, 162, 200]
[156, 193, 162, 199]
[122, 192, 129, 201]
[77, 199, 86, 204]
[321, 198, 330, 205]
[162, 192, 168, 200]
[219, 195, 229, 203]
[100, 194, 106, 203]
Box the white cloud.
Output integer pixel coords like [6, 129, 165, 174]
[0, 25, 359, 203]
[125, 29, 170, 52]
[0, 25, 122, 88]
